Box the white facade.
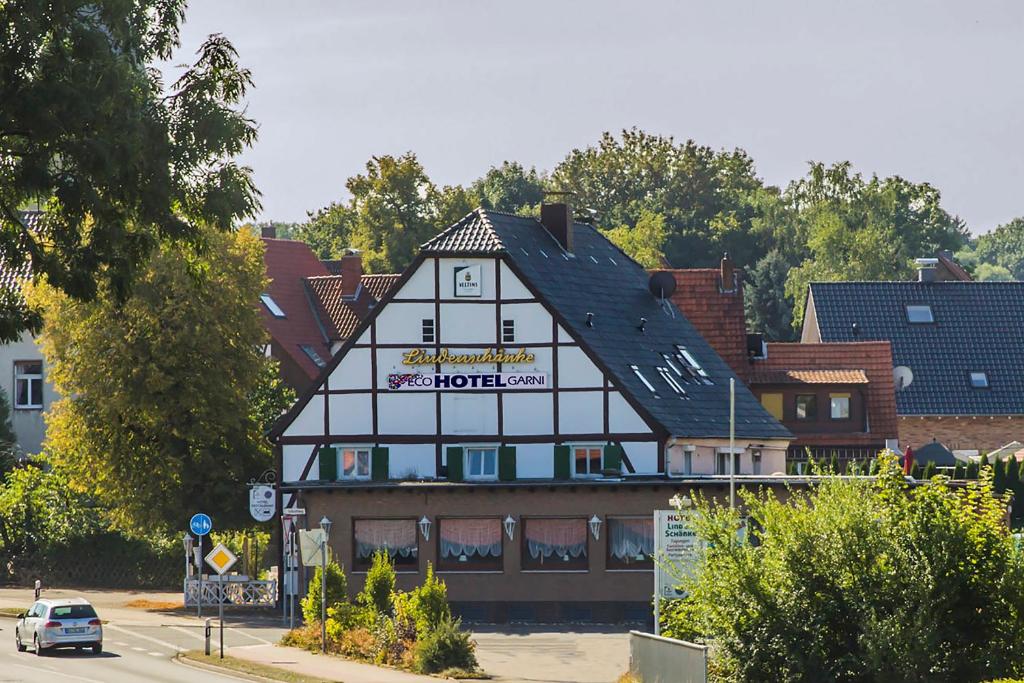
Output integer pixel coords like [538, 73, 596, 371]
[0, 332, 56, 456]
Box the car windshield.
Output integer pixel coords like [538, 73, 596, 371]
[49, 605, 97, 619]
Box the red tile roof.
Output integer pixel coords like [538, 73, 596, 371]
[306, 273, 400, 342]
[750, 369, 869, 385]
[361, 274, 401, 301]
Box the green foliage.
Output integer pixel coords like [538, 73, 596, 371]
[0, 389, 17, 471]
[29, 228, 273, 532]
[358, 550, 396, 615]
[744, 250, 797, 341]
[922, 461, 937, 480]
[976, 217, 1024, 280]
[968, 459, 980, 479]
[404, 563, 451, 638]
[953, 461, 966, 479]
[0, 464, 100, 557]
[663, 453, 1024, 682]
[301, 561, 348, 625]
[327, 602, 374, 635]
[601, 210, 669, 268]
[412, 615, 478, 675]
[976, 263, 1015, 281]
[248, 359, 296, 434]
[471, 161, 545, 214]
[0, 4, 259, 343]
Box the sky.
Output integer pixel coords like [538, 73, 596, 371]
[162, 0, 1024, 234]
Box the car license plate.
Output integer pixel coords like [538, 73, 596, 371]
[65, 627, 86, 634]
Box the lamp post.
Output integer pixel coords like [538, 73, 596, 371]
[319, 516, 332, 653]
[418, 515, 431, 541]
[588, 515, 602, 540]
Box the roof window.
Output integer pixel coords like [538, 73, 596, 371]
[674, 345, 712, 385]
[657, 367, 687, 396]
[629, 365, 657, 394]
[969, 371, 989, 389]
[260, 294, 285, 318]
[300, 344, 326, 368]
[905, 305, 934, 324]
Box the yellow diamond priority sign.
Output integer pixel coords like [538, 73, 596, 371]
[204, 543, 238, 575]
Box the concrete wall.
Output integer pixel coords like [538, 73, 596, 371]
[899, 415, 1024, 454]
[0, 332, 56, 456]
[629, 631, 707, 683]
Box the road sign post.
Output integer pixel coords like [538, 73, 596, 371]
[205, 542, 238, 660]
[189, 513, 213, 618]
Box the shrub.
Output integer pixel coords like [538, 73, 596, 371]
[358, 550, 395, 615]
[336, 627, 375, 660]
[412, 615, 478, 674]
[301, 560, 348, 624]
[280, 623, 322, 652]
[922, 461, 936, 480]
[406, 563, 451, 637]
[327, 602, 374, 633]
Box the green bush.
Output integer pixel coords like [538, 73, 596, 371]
[358, 550, 395, 616]
[412, 615, 478, 674]
[301, 560, 348, 625]
[922, 461, 936, 480]
[327, 602, 374, 633]
[406, 563, 451, 637]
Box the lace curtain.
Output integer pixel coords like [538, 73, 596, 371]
[525, 519, 587, 559]
[355, 519, 417, 559]
[609, 518, 653, 560]
[440, 519, 502, 558]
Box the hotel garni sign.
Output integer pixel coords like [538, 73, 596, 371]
[390, 347, 547, 392]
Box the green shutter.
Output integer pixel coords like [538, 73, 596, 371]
[499, 446, 517, 481]
[603, 444, 623, 474]
[447, 446, 464, 482]
[554, 445, 571, 480]
[371, 447, 389, 481]
[318, 447, 337, 481]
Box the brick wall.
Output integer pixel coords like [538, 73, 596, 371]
[899, 415, 1024, 453]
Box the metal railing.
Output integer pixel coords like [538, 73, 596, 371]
[183, 578, 277, 607]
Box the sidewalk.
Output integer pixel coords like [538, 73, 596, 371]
[228, 643, 437, 682]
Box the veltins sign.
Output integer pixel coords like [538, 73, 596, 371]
[654, 509, 704, 600]
[453, 264, 481, 297]
[249, 485, 276, 522]
[389, 372, 548, 391]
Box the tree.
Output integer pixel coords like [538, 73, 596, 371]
[601, 210, 669, 268]
[0, 464, 100, 559]
[975, 217, 1024, 280]
[0, 3, 259, 342]
[301, 560, 348, 624]
[744, 250, 797, 341]
[975, 263, 1015, 282]
[28, 228, 272, 532]
[249, 359, 296, 434]
[663, 453, 1024, 681]
[470, 161, 545, 214]
[0, 389, 17, 472]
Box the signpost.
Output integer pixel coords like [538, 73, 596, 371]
[205, 542, 238, 659]
[189, 513, 212, 618]
[653, 508, 703, 635]
[249, 485, 276, 522]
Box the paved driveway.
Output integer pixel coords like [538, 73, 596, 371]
[472, 627, 630, 683]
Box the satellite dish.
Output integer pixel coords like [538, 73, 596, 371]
[893, 366, 914, 390]
[649, 271, 677, 299]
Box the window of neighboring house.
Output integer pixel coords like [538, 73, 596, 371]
[14, 361, 43, 410]
[465, 447, 497, 480]
[795, 394, 817, 420]
[668, 448, 694, 477]
[716, 450, 741, 475]
[751, 449, 762, 475]
[760, 393, 783, 420]
[905, 305, 934, 324]
[438, 518, 503, 572]
[969, 371, 989, 389]
[573, 445, 603, 477]
[502, 319, 515, 344]
[299, 344, 326, 368]
[338, 447, 371, 480]
[830, 393, 851, 419]
[422, 319, 435, 344]
[522, 518, 588, 570]
[260, 294, 285, 318]
[607, 517, 654, 570]
[353, 518, 418, 571]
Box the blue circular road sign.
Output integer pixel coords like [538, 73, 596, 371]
[189, 513, 213, 537]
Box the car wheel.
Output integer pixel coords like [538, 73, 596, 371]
[33, 634, 44, 656]
[15, 630, 25, 652]
[92, 643, 102, 655]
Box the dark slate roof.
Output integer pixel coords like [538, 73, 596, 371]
[808, 281, 1024, 415]
[912, 441, 956, 467]
[422, 209, 790, 440]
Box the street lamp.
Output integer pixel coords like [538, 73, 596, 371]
[589, 515, 602, 541]
[183, 533, 194, 578]
[319, 516, 332, 653]
[503, 515, 516, 541]
[418, 515, 431, 541]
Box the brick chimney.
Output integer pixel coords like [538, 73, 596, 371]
[720, 252, 737, 293]
[261, 225, 276, 239]
[340, 252, 363, 297]
[541, 197, 573, 252]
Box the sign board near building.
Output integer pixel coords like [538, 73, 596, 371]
[388, 372, 548, 391]
[654, 509, 703, 600]
[299, 529, 330, 567]
[453, 264, 482, 297]
[249, 485, 276, 522]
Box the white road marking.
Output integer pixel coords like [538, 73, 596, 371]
[231, 629, 274, 645]
[168, 626, 205, 642]
[104, 623, 185, 653]
[131, 646, 146, 651]
[148, 651, 163, 657]
[4, 657, 108, 683]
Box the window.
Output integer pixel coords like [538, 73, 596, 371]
[760, 393, 783, 420]
[969, 372, 989, 388]
[50, 604, 97, 619]
[751, 449, 762, 475]
[573, 445, 603, 477]
[522, 518, 588, 570]
[466, 447, 497, 480]
[674, 345, 712, 384]
[657, 367, 687, 396]
[260, 294, 285, 318]
[339, 447, 371, 479]
[668, 447, 694, 477]
[629, 365, 657, 393]
[795, 394, 817, 420]
[422, 319, 435, 344]
[607, 518, 654, 570]
[353, 519, 418, 571]
[830, 393, 851, 419]
[14, 361, 43, 410]
[502, 319, 515, 344]
[299, 344, 326, 368]
[906, 305, 934, 324]
[716, 450, 741, 475]
[438, 518, 503, 571]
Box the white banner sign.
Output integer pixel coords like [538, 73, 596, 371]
[654, 509, 703, 600]
[453, 264, 482, 297]
[388, 372, 548, 391]
[249, 485, 276, 522]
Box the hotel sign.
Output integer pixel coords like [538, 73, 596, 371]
[389, 372, 548, 391]
[402, 348, 535, 366]
[453, 264, 481, 297]
[654, 509, 703, 600]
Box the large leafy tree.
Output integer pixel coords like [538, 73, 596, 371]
[470, 161, 545, 214]
[27, 228, 278, 533]
[601, 210, 669, 268]
[975, 217, 1024, 280]
[744, 250, 796, 341]
[0, 1, 259, 342]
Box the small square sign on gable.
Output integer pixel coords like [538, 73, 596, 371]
[453, 264, 482, 297]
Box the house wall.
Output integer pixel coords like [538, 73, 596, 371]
[899, 416, 1024, 454]
[0, 332, 57, 456]
[751, 384, 868, 435]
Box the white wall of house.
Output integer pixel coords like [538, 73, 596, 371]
[0, 332, 57, 456]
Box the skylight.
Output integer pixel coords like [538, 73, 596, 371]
[260, 294, 285, 318]
[905, 305, 934, 324]
[674, 345, 712, 384]
[629, 365, 657, 393]
[300, 344, 326, 368]
[969, 371, 989, 388]
[657, 367, 687, 396]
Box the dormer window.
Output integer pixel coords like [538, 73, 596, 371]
[969, 371, 989, 388]
[300, 344, 326, 368]
[905, 305, 934, 324]
[260, 294, 285, 318]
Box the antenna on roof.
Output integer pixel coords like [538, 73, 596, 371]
[648, 271, 677, 319]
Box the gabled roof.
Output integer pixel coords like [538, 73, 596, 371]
[421, 210, 790, 441]
[306, 273, 398, 342]
[913, 441, 956, 467]
[361, 274, 401, 301]
[808, 281, 1024, 416]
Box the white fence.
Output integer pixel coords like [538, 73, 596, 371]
[629, 630, 707, 683]
[183, 577, 276, 607]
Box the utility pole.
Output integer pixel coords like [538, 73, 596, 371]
[729, 377, 736, 511]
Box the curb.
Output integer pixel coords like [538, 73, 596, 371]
[173, 652, 280, 683]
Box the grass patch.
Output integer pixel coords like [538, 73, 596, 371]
[125, 598, 182, 610]
[0, 607, 27, 618]
[179, 650, 338, 683]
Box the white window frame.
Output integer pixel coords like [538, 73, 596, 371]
[336, 445, 372, 480]
[629, 365, 657, 393]
[667, 446, 695, 478]
[465, 445, 498, 481]
[657, 367, 687, 395]
[716, 448, 743, 475]
[260, 294, 285, 318]
[905, 304, 934, 324]
[830, 394, 851, 419]
[14, 360, 43, 410]
[572, 444, 605, 479]
[751, 449, 762, 476]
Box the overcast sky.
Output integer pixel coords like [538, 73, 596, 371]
[163, 1, 1024, 233]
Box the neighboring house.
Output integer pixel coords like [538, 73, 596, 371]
[911, 440, 957, 469]
[802, 260, 1024, 454]
[658, 260, 899, 465]
[268, 203, 791, 621]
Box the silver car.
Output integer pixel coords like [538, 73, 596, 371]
[15, 598, 103, 655]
